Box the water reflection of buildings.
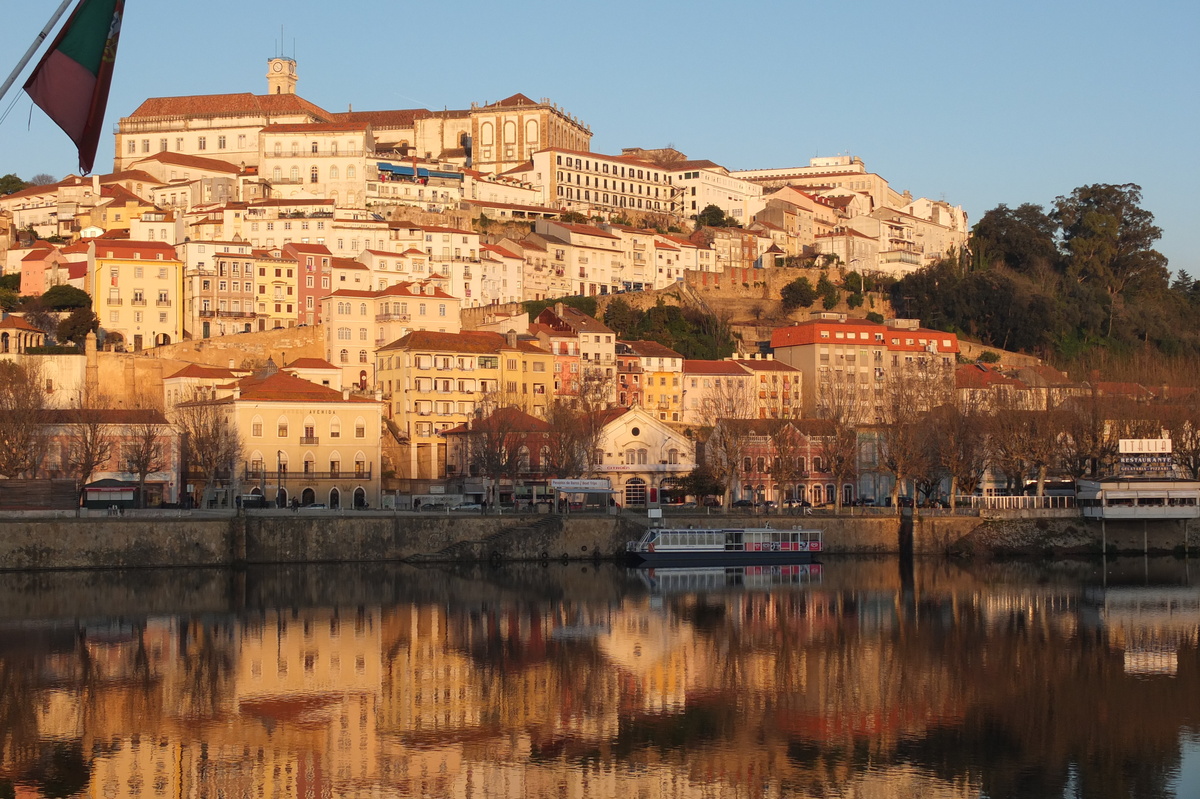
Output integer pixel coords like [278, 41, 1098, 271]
[1083, 586, 1200, 676]
[3, 564, 1199, 799]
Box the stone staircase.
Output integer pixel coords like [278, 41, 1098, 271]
[406, 515, 564, 563]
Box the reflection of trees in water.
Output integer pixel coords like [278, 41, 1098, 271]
[0, 652, 41, 776]
[174, 619, 235, 719]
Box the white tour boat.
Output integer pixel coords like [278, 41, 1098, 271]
[625, 526, 822, 566]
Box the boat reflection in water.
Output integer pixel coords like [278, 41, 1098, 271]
[636, 562, 822, 595]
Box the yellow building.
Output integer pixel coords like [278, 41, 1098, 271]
[616, 339, 684, 422]
[376, 330, 553, 479]
[220, 368, 384, 508]
[251, 247, 300, 330]
[87, 239, 184, 350]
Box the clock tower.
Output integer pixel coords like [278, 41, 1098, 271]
[266, 57, 297, 95]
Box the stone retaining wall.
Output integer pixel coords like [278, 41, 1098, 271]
[1, 512, 1195, 571]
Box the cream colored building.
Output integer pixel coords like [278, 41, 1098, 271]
[524, 148, 673, 218]
[259, 122, 373, 205]
[592, 406, 695, 507]
[667, 159, 764, 223]
[87, 240, 184, 351]
[321, 278, 462, 389]
[376, 330, 553, 479]
[226, 369, 384, 508]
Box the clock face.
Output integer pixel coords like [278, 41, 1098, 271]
[272, 61, 283, 73]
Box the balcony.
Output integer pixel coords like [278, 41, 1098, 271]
[217, 310, 256, 318]
[106, 298, 123, 306]
[130, 298, 147, 306]
[299, 436, 319, 445]
[264, 148, 365, 159]
[156, 300, 171, 307]
[376, 312, 411, 323]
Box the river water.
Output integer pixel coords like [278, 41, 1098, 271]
[0, 556, 1197, 799]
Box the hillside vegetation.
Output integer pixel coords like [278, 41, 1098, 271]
[891, 183, 1198, 382]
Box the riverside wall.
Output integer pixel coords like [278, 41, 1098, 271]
[0, 512, 1196, 572]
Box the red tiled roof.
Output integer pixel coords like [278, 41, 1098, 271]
[235, 371, 377, 403]
[683, 360, 751, 376]
[730, 358, 800, 373]
[486, 93, 539, 108]
[165, 364, 242, 380]
[92, 240, 179, 260]
[482, 243, 520, 259]
[43, 408, 169, 425]
[770, 319, 960, 354]
[380, 329, 545, 355]
[441, 405, 552, 436]
[557, 222, 619, 240]
[285, 358, 338, 370]
[955, 364, 1027, 390]
[619, 340, 683, 360]
[331, 109, 430, 128]
[666, 159, 724, 172]
[0, 315, 44, 333]
[132, 151, 242, 173]
[127, 92, 332, 121]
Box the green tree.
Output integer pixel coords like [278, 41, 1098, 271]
[0, 174, 27, 195]
[694, 204, 735, 229]
[846, 292, 864, 310]
[780, 277, 817, 311]
[42, 285, 91, 310]
[603, 297, 643, 338]
[0, 289, 18, 312]
[971, 203, 1060, 273]
[56, 307, 100, 348]
[0, 274, 19, 291]
[1054, 183, 1169, 336]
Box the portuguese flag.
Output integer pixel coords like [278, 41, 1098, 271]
[23, 0, 125, 175]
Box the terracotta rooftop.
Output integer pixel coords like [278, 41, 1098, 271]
[127, 92, 332, 121]
[234, 371, 377, 404]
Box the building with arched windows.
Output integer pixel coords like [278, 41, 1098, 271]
[181, 369, 383, 509]
[589, 407, 694, 508]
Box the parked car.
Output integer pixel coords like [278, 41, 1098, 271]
[761, 500, 777, 510]
[731, 499, 756, 509]
[299, 503, 328, 511]
[451, 503, 482, 511]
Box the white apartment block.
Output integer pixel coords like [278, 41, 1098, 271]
[524, 148, 673, 217]
[666, 160, 764, 223]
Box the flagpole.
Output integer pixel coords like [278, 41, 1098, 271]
[0, 0, 76, 106]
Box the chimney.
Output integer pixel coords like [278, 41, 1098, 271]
[342, 388, 350, 400]
[554, 302, 565, 318]
[506, 330, 517, 348]
[91, 174, 100, 194]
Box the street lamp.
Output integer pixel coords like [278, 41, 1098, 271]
[277, 450, 286, 508]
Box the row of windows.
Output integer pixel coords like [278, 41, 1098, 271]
[270, 165, 357, 183]
[556, 186, 662, 210]
[554, 155, 665, 183]
[128, 134, 241, 154]
[249, 417, 368, 438]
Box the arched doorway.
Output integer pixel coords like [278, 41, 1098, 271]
[155, 333, 171, 346]
[276, 488, 288, 508]
[354, 487, 366, 508]
[329, 487, 341, 509]
[624, 478, 646, 507]
[301, 487, 315, 506]
[843, 484, 854, 506]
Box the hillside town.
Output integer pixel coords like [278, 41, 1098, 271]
[0, 58, 1189, 514]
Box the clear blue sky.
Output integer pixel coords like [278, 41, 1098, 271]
[0, 0, 1196, 276]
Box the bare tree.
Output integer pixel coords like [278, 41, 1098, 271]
[173, 392, 239, 509]
[125, 414, 167, 508]
[927, 394, 988, 509]
[0, 360, 48, 477]
[815, 373, 862, 513]
[877, 362, 949, 509]
[575, 370, 616, 475]
[1162, 395, 1200, 479]
[696, 376, 757, 512]
[542, 400, 589, 478]
[464, 407, 526, 508]
[65, 409, 114, 508]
